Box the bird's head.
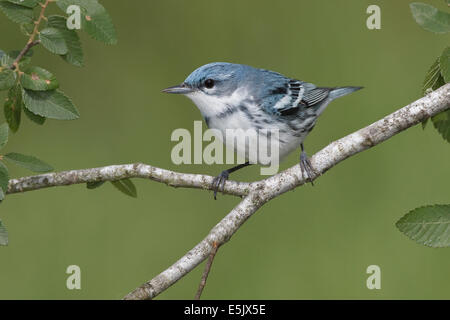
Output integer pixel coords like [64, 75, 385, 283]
[162, 62, 246, 100]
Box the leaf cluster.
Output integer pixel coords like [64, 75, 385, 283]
[0, 0, 118, 131]
[410, 2, 450, 142]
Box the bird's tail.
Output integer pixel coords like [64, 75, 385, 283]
[328, 86, 363, 100]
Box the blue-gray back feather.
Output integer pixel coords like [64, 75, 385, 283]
[183, 62, 362, 118]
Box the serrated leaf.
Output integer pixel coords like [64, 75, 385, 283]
[57, 0, 117, 45]
[22, 88, 79, 120]
[4, 85, 22, 133]
[47, 15, 84, 67]
[4, 100, 21, 133]
[39, 27, 69, 55]
[3, 152, 53, 172]
[111, 179, 137, 198]
[0, 68, 15, 91]
[410, 2, 450, 34]
[440, 47, 450, 82]
[423, 57, 445, 95]
[20, 66, 58, 91]
[396, 204, 450, 247]
[87, 180, 105, 189]
[23, 106, 45, 125]
[0, 219, 8, 246]
[0, 161, 9, 193]
[0, 1, 33, 24]
[0, 123, 8, 149]
[431, 109, 450, 142]
[7, 0, 38, 8]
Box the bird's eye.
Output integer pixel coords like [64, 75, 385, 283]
[204, 79, 214, 89]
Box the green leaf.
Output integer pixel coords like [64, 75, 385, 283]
[22, 89, 79, 120]
[0, 1, 34, 24]
[0, 68, 15, 91]
[422, 56, 449, 140]
[39, 27, 69, 55]
[23, 106, 45, 125]
[7, 0, 38, 8]
[4, 100, 21, 132]
[422, 57, 445, 95]
[440, 47, 450, 83]
[4, 85, 23, 133]
[0, 123, 8, 149]
[110, 179, 137, 198]
[87, 181, 105, 189]
[0, 219, 8, 246]
[396, 204, 450, 248]
[0, 188, 3, 202]
[47, 15, 84, 67]
[3, 152, 53, 172]
[20, 66, 59, 91]
[410, 2, 450, 34]
[57, 0, 117, 45]
[431, 109, 450, 142]
[0, 161, 9, 193]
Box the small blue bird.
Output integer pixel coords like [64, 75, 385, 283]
[163, 62, 362, 199]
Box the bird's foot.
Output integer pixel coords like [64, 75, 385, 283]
[300, 151, 316, 185]
[212, 170, 229, 200]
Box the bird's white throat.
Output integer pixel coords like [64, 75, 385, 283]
[186, 88, 250, 118]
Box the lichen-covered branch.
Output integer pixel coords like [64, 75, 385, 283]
[123, 84, 449, 300]
[7, 163, 251, 197]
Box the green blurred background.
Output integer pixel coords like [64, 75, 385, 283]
[0, 0, 449, 299]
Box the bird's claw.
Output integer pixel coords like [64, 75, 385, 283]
[300, 151, 316, 185]
[212, 170, 229, 200]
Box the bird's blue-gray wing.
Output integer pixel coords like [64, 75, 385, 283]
[257, 76, 330, 116]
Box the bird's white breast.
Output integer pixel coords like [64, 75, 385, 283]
[187, 90, 306, 164]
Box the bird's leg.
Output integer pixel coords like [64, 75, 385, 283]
[212, 162, 251, 200]
[300, 143, 316, 185]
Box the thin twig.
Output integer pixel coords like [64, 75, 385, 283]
[10, 0, 52, 70]
[10, 40, 40, 70]
[195, 241, 220, 300]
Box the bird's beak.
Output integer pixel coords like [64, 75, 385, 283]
[162, 83, 194, 94]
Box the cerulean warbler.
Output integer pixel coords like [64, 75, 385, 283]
[163, 62, 362, 199]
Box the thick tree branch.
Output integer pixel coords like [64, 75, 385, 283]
[4, 84, 449, 299]
[123, 84, 449, 300]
